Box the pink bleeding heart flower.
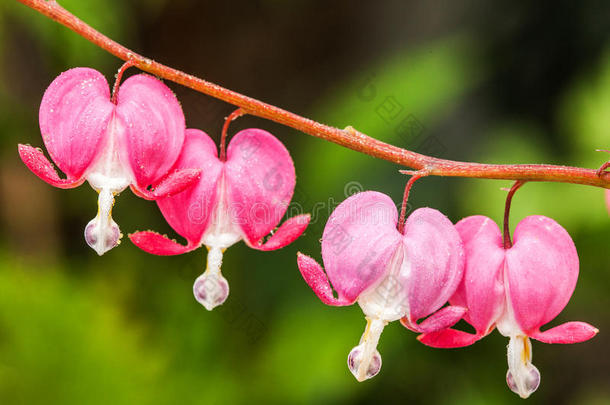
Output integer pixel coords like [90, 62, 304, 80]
[18, 67, 198, 255]
[297, 191, 465, 381]
[419, 215, 598, 399]
[129, 127, 310, 311]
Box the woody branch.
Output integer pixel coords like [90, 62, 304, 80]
[15, 0, 610, 189]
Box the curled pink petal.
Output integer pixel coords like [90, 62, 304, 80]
[321, 191, 402, 303]
[225, 128, 295, 243]
[151, 168, 201, 198]
[506, 216, 579, 333]
[402, 208, 465, 320]
[133, 168, 201, 200]
[39, 67, 114, 180]
[157, 129, 223, 243]
[115, 74, 185, 189]
[18, 144, 83, 188]
[247, 214, 310, 251]
[402, 305, 467, 333]
[129, 230, 197, 255]
[530, 322, 598, 344]
[417, 328, 483, 348]
[453, 215, 506, 333]
[606, 189, 610, 216]
[297, 253, 354, 306]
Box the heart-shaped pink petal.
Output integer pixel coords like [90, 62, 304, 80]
[115, 74, 185, 189]
[506, 215, 579, 334]
[453, 215, 506, 334]
[157, 129, 223, 244]
[321, 191, 402, 303]
[39, 67, 114, 180]
[225, 128, 296, 245]
[402, 208, 465, 320]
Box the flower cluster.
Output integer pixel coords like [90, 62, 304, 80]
[297, 191, 597, 398]
[19, 65, 598, 399]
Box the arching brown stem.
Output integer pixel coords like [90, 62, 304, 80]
[14, 0, 610, 189]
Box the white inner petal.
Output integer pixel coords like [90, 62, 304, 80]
[358, 244, 409, 323]
[495, 263, 541, 399]
[86, 116, 132, 193]
[201, 174, 242, 250]
[496, 262, 522, 338]
[192, 175, 241, 311]
[82, 116, 132, 255]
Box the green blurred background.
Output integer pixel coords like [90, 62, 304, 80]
[1, 1, 609, 404]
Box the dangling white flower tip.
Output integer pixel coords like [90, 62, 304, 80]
[348, 344, 382, 381]
[506, 335, 541, 399]
[193, 271, 229, 311]
[193, 247, 229, 311]
[347, 317, 386, 382]
[507, 366, 540, 399]
[84, 188, 121, 255]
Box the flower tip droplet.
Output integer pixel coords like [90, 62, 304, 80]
[506, 364, 540, 399]
[505, 335, 541, 398]
[84, 216, 121, 256]
[193, 271, 229, 311]
[347, 344, 382, 382]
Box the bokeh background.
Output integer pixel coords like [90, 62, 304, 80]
[1, 0, 609, 404]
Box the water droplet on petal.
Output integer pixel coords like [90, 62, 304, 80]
[193, 272, 229, 311]
[347, 344, 382, 381]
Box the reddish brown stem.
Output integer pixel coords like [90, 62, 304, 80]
[220, 108, 245, 161]
[110, 60, 135, 104]
[503, 181, 525, 249]
[397, 170, 429, 233]
[14, 0, 610, 189]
